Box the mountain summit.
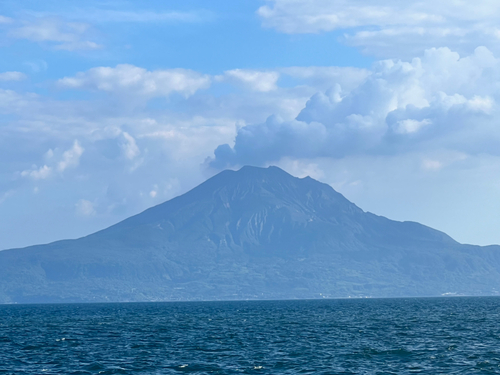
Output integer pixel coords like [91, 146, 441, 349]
[1, 166, 499, 303]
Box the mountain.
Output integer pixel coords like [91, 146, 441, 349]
[1, 166, 500, 304]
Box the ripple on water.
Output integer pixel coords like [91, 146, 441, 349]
[1, 298, 500, 374]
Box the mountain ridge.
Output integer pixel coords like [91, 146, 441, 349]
[0, 166, 499, 304]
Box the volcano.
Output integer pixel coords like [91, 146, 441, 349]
[1, 166, 499, 303]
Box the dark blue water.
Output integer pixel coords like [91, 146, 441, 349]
[1, 298, 500, 374]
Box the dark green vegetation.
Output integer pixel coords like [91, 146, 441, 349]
[1, 166, 499, 303]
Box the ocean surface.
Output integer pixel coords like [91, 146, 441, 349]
[1, 298, 500, 374]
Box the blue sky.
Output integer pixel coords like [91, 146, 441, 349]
[2, 0, 500, 249]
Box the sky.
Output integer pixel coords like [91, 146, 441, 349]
[1, 0, 500, 250]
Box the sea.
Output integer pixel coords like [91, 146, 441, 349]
[1, 297, 500, 374]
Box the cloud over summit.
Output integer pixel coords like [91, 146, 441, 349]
[210, 47, 499, 168]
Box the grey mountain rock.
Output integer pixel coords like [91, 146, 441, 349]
[1, 166, 499, 303]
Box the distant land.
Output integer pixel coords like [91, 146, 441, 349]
[1, 166, 499, 304]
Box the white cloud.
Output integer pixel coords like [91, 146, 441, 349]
[258, 0, 500, 58]
[468, 95, 494, 113]
[17, 142, 84, 182]
[57, 64, 211, 98]
[0, 72, 27, 81]
[75, 199, 96, 216]
[210, 47, 500, 167]
[8, 17, 102, 51]
[21, 165, 52, 180]
[58, 141, 84, 172]
[258, 0, 443, 33]
[219, 69, 280, 92]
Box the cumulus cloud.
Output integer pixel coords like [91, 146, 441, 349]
[218, 69, 280, 92]
[258, 0, 500, 57]
[57, 64, 211, 98]
[0, 72, 27, 81]
[210, 47, 500, 168]
[8, 17, 102, 51]
[58, 141, 84, 172]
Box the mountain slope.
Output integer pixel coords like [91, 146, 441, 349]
[1, 166, 499, 303]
